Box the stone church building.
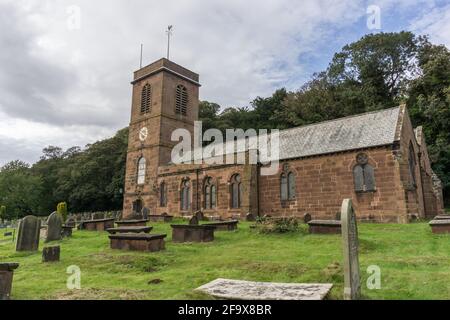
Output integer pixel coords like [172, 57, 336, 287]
[123, 58, 444, 223]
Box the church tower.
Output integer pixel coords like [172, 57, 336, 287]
[123, 58, 200, 218]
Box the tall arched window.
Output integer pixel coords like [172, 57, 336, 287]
[230, 174, 241, 209]
[160, 182, 167, 207]
[204, 177, 216, 209]
[353, 153, 376, 192]
[281, 172, 296, 201]
[280, 173, 288, 201]
[137, 157, 146, 185]
[288, 172, 296, 200]
[175, 84, 188, 116]
[140, 84, 152, 114]
[180, 179, 191, 211]
[409, 142, 417, 186]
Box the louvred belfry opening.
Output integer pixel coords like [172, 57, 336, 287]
[175, 84, 188, 116]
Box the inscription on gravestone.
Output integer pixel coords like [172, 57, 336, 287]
[341, 199, 360, 300]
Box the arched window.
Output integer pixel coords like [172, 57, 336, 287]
[140, 84, 152, 114]
[288, 172, 296, 200]
[175, 84, 188, 116]
[180, 179, 191, 211]
[137, 157, 146, 185]
[160, 182, 167, 207]
[353, 153, 376, 192]
[281, 172, 296, 201]
[409, 143, 417, 186]
[230, 174, 241, 209]
[280, 173, 288, 201]
[204, 177, 216, 209]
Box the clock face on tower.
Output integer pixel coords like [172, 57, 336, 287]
[139, 127, 148, 142]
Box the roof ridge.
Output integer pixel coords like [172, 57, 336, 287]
[277, 106, 401, 135]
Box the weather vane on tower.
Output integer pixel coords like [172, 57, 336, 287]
[166, 25, 173, 60]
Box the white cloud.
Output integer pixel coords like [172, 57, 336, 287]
[0, 0, 448, 166]
[409, 3, 450, 47]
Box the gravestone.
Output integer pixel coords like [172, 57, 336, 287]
[0, 263, 19, 300]
[303, 213, 312, 223]
[65, 217, 76, 228]
[46, 212, 63, 242]
[142, 207, 150, 220]
[42, 246, 60, 262]
[16, 216, 41, 252]
[341, 199, 360, 300]
[189, 215, 199, 226]
[196, 278, 333, 300]
[246, 212, 256, 222]
[195, 211, 204, 221]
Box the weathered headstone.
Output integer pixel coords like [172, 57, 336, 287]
[65, 217, 76, 228]
[341, 199, 360, 300]
[46, 212, 63, 242]
[195, 211, 204, 221]
[246, 212, 256, 222]
[189, 215, 199, 226]
[0, 263, 19, 300]
[303, 213, 312, 223]
[142, 207, 150, 220]
[42, 246, 60, 262]
[16, 216, 41, 252]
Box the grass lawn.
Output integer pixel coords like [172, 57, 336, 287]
[1, 220, 450, 300]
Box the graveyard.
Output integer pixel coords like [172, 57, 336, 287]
[2, 217, 450, 300]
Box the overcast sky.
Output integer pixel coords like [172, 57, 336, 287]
[0, 0, 449, 166]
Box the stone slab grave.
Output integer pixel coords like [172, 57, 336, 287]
[307, 220, 341, 234]
[106, 226, 153, 234]
[204, 220, 239, 231]
[115, 219, 149, 227]
[341, 198, 361, 300]
[149, 213, 173, 223]
[16, 215, 41, 252]
[171, 217, 215, 243]
[433, 215, 450, 220]
[42, 246, 60, 262]
[0, 263, 19, 300]
[196, 278, 333, 300]
[46, 212, 63, 242]
[429, 219, 450, 234]
[109, 233, 167, 252]
[78, 218, 115, 231]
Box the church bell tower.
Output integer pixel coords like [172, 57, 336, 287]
[122, 58, 200, 218]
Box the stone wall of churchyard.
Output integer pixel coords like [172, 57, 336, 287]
[67, 210, 122, 222]
[258, 146, 410, 223]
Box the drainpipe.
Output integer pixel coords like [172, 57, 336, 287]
[196, 168, 200, 212]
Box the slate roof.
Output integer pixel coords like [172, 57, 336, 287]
[277, 106, 401, 160]
[182, 106, 401, 163]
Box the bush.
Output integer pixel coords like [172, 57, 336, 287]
[257, 217, 300, 234]
[57, 202, 68, 221]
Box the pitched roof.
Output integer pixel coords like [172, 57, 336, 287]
[179, 106, 401, 164]
[277, 107, 400, 160]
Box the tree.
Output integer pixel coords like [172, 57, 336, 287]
[0, 160, 44, 218]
